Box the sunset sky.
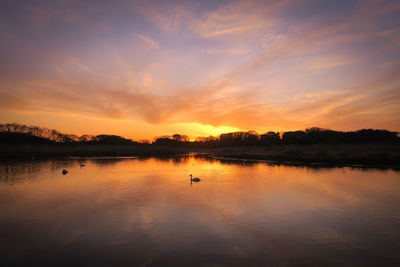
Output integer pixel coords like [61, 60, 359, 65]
[1, 0, 399, 140]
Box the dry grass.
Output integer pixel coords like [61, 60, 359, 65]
[1, 143, 399, 167]
[211, 144, 400, 166]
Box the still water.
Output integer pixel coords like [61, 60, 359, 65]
[0, 156, 399, 266]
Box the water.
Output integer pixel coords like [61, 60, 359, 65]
[0, 156, 399, 266]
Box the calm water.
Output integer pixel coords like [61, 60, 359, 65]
[0, 156, 400, 266]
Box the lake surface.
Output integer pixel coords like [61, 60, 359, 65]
[1, 156, 400, 266]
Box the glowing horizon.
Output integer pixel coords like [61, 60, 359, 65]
[1, 0, 399, 140]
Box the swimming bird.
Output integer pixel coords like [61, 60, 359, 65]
[190, 174, 201, 182]
[62, 169, 68, 175]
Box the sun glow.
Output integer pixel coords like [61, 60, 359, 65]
[198, 124, 241, 137]
[174, 123, 241, 140]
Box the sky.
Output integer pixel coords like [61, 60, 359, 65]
[0, 0, 399, 140]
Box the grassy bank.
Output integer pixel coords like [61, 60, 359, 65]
[212, 144, 400, 167]
[0, 144, 191, 158]
[1, 143, 399, 167]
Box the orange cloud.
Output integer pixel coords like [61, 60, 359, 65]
[0, 0, 399, 138]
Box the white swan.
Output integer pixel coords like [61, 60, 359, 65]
[190, 174, 201, 182]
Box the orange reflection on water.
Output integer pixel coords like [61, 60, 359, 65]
[0, 157, 400, 265]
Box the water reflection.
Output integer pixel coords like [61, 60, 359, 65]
[0, 156, 399, 266]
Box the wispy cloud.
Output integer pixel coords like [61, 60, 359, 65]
[0, 0, 399, 138]
[192, 0, 288, 39]
[133, 33, 161, 50]
[305, 54, 354, 70]
[135, 2, 191, 33]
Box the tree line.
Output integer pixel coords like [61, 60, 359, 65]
[0, 123, 135, 145]
[1, 123, 398, 146]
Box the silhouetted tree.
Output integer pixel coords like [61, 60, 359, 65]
[260, 131, 280, 145]
[172, 134, 189, 142]
[282, 131, 306, 144]
[154, 136, 179, 145]
[0, 132, 54, 144]
[92, 135, 135, 145]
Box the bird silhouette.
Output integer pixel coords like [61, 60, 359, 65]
[190, 174, 201, 182]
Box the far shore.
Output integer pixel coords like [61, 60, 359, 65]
[1, 143, 399, 168]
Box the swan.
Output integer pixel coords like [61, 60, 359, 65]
[190, 174, 201, 182]
[62, 169, 68, 175]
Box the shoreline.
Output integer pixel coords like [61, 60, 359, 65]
[1, 143, 400, 170]
[207, 155, 400, 170]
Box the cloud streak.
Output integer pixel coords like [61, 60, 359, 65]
[0, 0, 399, 138]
